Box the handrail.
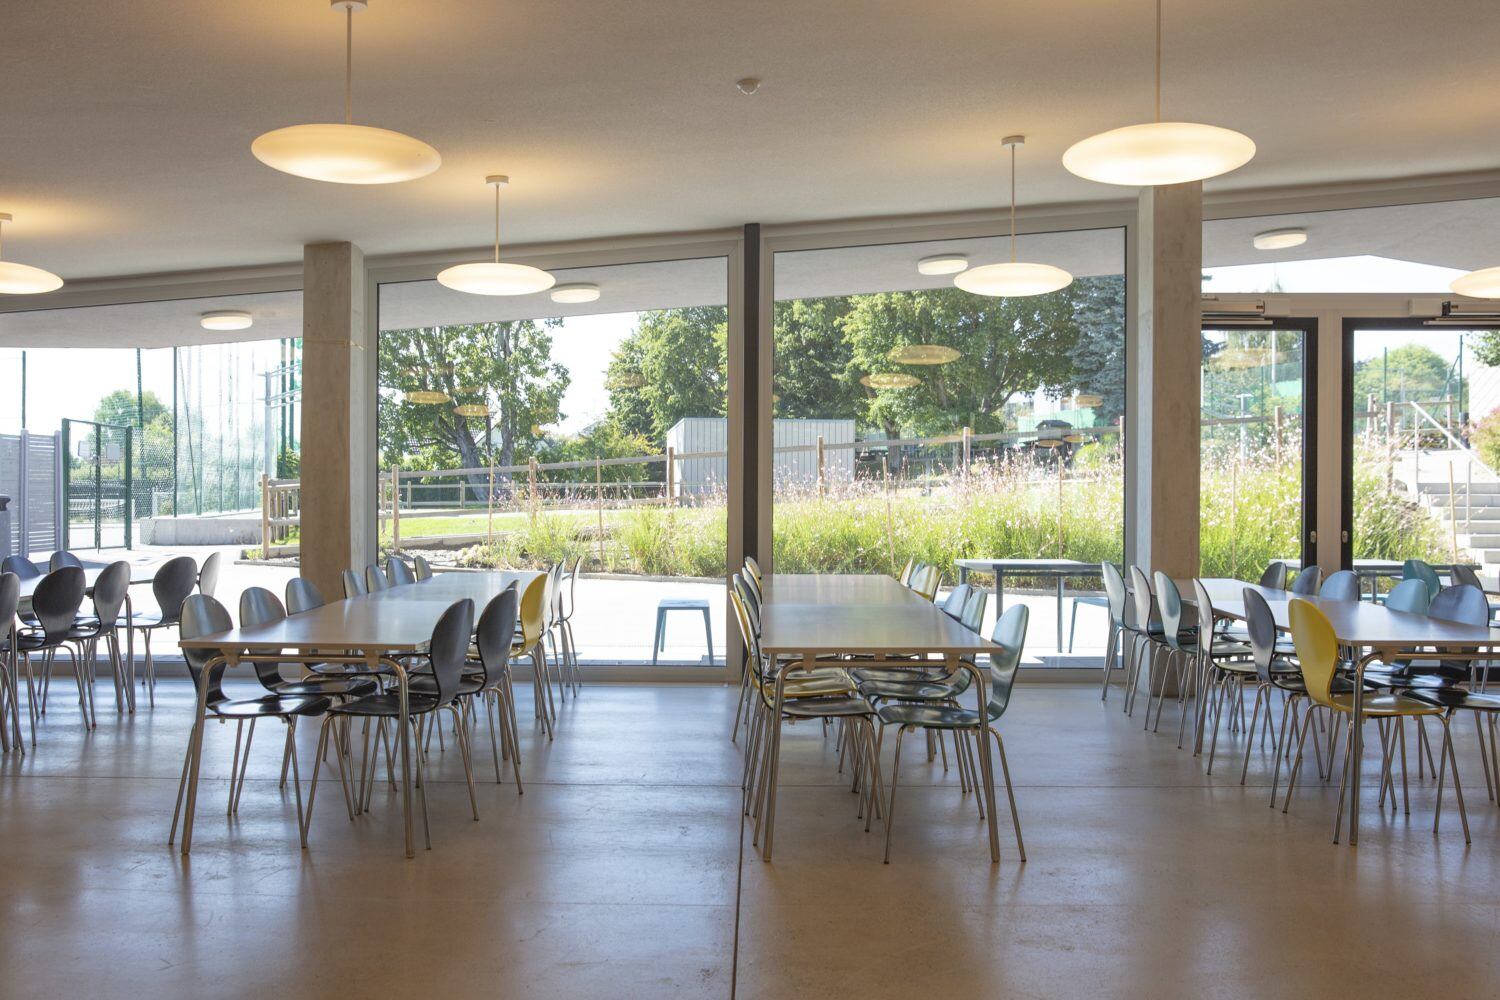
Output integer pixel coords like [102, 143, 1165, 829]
[1404, 400, 1500, 481]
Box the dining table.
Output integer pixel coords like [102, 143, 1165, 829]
[1187, 576, 1500, 845]
[955, 557, 1100, 651]
[755, 573, 1006, 862]
[174, 568, 540, 858]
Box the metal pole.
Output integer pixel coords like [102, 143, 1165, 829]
[883, 455, 895, 575]
[123, 425, 132, 551]
[816, 435, 825, 498]
[596, 457, 606, 570]
[261, 473, 270, 559]
[1448, 460, 1460, 564]
[172, 346, 179, 517]
[528, 457, 539, 526]
[391, 466, 401, 554]
[664, 446, 675, 506]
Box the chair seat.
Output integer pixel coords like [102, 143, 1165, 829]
[860, 677, 966, 702]
[1270, 674, 1369, 696]
[407, 674, 486, 698]
[1405, 688, 1500, 712]
[125, 612, 176, 630]
[275, 676, 379, 698]
[210, 694, 330, 718]
[328, 692, 442, 718]
[877, 702, 985, 730]
[12, 630, 71, 652]
[1072, 594, 1111, 607]
[757, 671, 855, 699]
[1325, 692, 1443, 717]
[849, 665, 951, 685]
[780, 695, 873, 719]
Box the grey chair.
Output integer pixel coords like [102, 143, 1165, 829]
[939, 583, 972, 618]
[365, 564, 390, 593]
[14, 566, 89, 738]
[1122, 566, 1160, 717]
[197, 551, 222, 598]
[48, 551, 83, 571]
[69, 560, 133, 716]
[285, 577, 325, 615]
[1258, 562, 1289, 590]
[1385, 578, 1431, 615]
[1449, 565, 1498, 621]
[1289, 566, 1323, 596]
[1, 556, 41, 580]
[386, 557, 415, 586]
[958, 588, 987, 634]
[474, 585, 522, 789]
[0, 573, 23, 752]
[413, 555, 434, 581]
[1096, 562, 1128, 702]
[341, 569, 367, 599]
[239, 587, 377, 702]
[1319, 570, 1361, 602]
[1402, 559, 1443, 603]
[126, 555, 198, 707]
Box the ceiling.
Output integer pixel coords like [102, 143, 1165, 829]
[2, 0, 1498, 286]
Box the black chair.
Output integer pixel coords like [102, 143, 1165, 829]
[13, 566, 89, 738]
[1449, 564, 1499, 621]
[473, 585, 522, 789]
[1289, 566, 1323, 596]
[1240, 587, 1334, 802]
[239, 588, 377, 701]
[1, 556, 41, 580]
[413, 555, 434, 581]
[198, 551, 222, 598]
[1319, 570, 1361, 602]
[365, 564, 390, 592]
[341, 569, 367, 598]
[128, 555, 198, 708]
[386, 557, 415, 586]
[48, 551, 83, 571]
[0, 573, 22, 753]
[304, 599, 479, 848]
[1258, 562, 1289, 590]
[67, 560, 133, 715]
[168, 595, 331, 850]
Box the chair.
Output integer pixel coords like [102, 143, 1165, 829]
[1142, 572, 1198, 734]
[1384, 578, 1431, 615]
[1121, 566, 1160, 717]
[1239, 587, 1329, 799]
[1258, 562, 1289, 590]
[303, 599, 479, 848]
[14, 566, 89, 736]
[908, 564, 941, 602]
[386, 557, 415, 586]
[1448, 564, 1498, 621]
[1403, 559, 1443, 603]
[514, 573, 557, 739]
[1095, 562, 1128, 702]
[556, 556, 583, 693]
[939, 583, 972, 619]
[413, 555, 434, 581]
[896, 559, 915, 587]
[879, 604, 1029, 863]
[1, 556, 41, 580]
[1372, 585, 1491, 690]
[197, 551, 222, 597]
[744, 555, 763, 585]
[67, 560, 133, 716]
[341, 569, 367, 599]
[286, 577, 325, 614]
[1283, 598, 1468, 842]
[48, 551, 83, 571]
[128, 555, 198, 708]
[1067, 590, 1112, 653]
[239, 588, 377, 701]
[1194, 579, 1256, 760]
[365, 564, 390, 592]
[168, 595, 331, 850]
[1319, 571, 1361, 603]
[958, 588, 987, 634]
[0, 573, 23, 753]
[473, 585, 523, 790]
[1289, 566, 1323, 596]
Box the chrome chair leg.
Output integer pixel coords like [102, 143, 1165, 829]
[882, 724, 910, 864]
[1433, 713, 1471, 843]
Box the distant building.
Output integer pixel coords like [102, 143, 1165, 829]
[665, 417, 857, 499]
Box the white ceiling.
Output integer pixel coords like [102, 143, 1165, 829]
[2, 0, 1498, 285]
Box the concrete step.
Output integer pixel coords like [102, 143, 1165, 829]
[1423, 495, 1500, 508]
[1414, 481, 1500, 495]
[1458, 535, 1500, 548]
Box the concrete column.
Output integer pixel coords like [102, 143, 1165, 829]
[299, 241, 376, 598]
[1126, 181, 1202, 578]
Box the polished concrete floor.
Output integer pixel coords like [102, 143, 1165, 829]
[2, 678, 1498, 998]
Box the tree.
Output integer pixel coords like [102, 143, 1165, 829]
[1352, 344, 1451, 407]
[1061, 276, 1127, 423]
[772, 297, 862, 418]
[93, 388, 168, 430]
[378, 320, 569, 481]
[603, 307, 728, 442]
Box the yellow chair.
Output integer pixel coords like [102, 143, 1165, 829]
[1284, 599, 1468, 842]
[908, 564, 941, 602]
[512, 571, 557, 740]
[744, 556, 763, 586]
[896, 559, 915, 587]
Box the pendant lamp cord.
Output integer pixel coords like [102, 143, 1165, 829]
[1009, 142, 1017, 263]
[345, 6, 354, 125]
[493, 184, 501, 263]
[1154, 0, 1162, 122]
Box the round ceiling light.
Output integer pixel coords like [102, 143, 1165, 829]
[956, 136, 1072, 298]
[1062, 1, 1254, 187]
[405, 390, 451, 405]
[0, 214, 63, 294]
[917, 254, 968, 276]
[252, 2, 440, 185]
[861, 373, 921, 390]
[453, 404, 490, 418]
[889, 345, 961, 365]
[1451, 266, 1500, 299]
[606, 372, 646, 390]
[550, 283, 601, 304]
[200, 310, 254, 331]
[438, 175, 555, 296]
[1252, 228, 1308, 251]
[1074, 393, 1104, 408]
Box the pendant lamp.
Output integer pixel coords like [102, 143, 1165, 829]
[252, 1, 440, 184]
[0, 214, 63, 294]
[437, 176, 555, 296]
[955, 136, 1073, 297]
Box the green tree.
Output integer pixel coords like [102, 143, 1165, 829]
[93, 388, 169, 430]
[772, 297, 862, 418]
[1061, 276, 1127, 423]
[1352, 344, 1451, 407]
[378, 320, 569, 480]
[603, 307, 727, 442]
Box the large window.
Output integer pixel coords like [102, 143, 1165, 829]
[770, 228, 1126, 666]
[376, 256, 730, 667]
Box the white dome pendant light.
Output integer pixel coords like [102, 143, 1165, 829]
[0, 214, 63, 294]
[252, 1, 440, 184]
[955, 136, 1073, 297]
[437, 176, 556, 296]
[1451, 267, 1500, 299]
[1063, 0, 1254, 186]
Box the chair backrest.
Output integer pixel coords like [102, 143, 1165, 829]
[909, 564, 941, 602]
[474, 584, 519, 688]
[1288, 599, 1340, 709]
[1289, 565, 1323, 596]
[897, 558, 915, 586]
[386, 557, 415, 586]
[239, 587, 290, 692]
[49, 550, 83, 571]
[1319, 570, 1360, 602]
[742, 567, 762, 603]
[197, 551, 222, 597]
[516, 572, 548, 648]
[285, 577, 325, 614]
[31, 566, 85, 640]
[728, 584, 765, 683]
[1242, 587, 1280, 685]
[959, 588, 987, 634]
[1101, 562, 1127, 625]
[0, 572, 19, 639]
[1402, 558, 1442, 601]
[1, 555, 41, 580]
[732, 573, 762, 636]
[1427, 583, 1489, 627]
[560, 556, 582, 621]
[342, 568, 367, 598]
[1385, 578, 1431, 615]
[91, 560, 132, 629]
[744, 555, 762, 585]
[425, 599, 476, 706]
[1152, 571, 1185, 647]
[940, 583, 971, 618]
[544, 563, 561, 626]
[1191, 578, 1219, 640]
[1127, 566, 1153, 631]
[151, 555, 199, 625]
[986, 604, 1029, 719]
[1450, 564, 1484, 591]
[1258, 561, 1288, 590]
[413, 555, 433, 581]
[366, 564, 390, 592]
[180, 594, 234, 704]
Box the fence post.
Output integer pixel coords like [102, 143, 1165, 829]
[1448, 460, 1460, 563]
[665, 446, 675, 506]
[816, 435, 825, 498]
[882, 455, 895, 575]
[1273, 406, 1282, 466]
[260, 473, 270, 558]
[391, 466, 402, 555]
[596, 457, 606, 570]
[962, 426, 971, 480]
[528, 457, 539, 526]
[1056, 456, 1065, 557]
[486, 459, 496, 547]
[1365, 393, 1376, 445]
[1385, 401, 1395, 492]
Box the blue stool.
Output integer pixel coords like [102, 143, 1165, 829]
[653, 598, 714, 665]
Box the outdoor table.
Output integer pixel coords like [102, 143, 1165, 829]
[175, 569, 539, 858]
[955, 558, 1100, 652]
[756, 573, 1006, 862]
[1188, 577, 1500, 845]
[1282, 559, 1480, 600]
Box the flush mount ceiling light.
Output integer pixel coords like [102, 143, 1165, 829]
[1451, 266, 1500, 299]
[889, 345, 962, 365]
[917, 254, 968, 276]
[437, 175, 556, 296]
[1253, 228, 1308, 251]
[0, 214, 63, 294]
[860, 373, 921, 390]
[251, 1, 440, 184]
[1062, 0, 1254, 186]
[405, 390, 450, 404]
[199, 310, 253, 331]
[550, 283, 600, 304]
[955, 136, 1073, 297]
[453, 403, 490, 418]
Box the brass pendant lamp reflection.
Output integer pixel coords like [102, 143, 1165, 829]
[1063, 0, 1254, 186]
[437, 176, 556, 296]
[252, 1, 441, 184]
[954, 136, 1073, 297]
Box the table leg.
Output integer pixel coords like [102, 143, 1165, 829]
[994, 571, 1004, 614]
[1340, 650, 1378, 846]
[385, 654, 415, 859]
[1056, 576, 1065, 653]
[959, 566, 969, 586]
[960, 654, 1000, 862]
[179, 655, 219, 855]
